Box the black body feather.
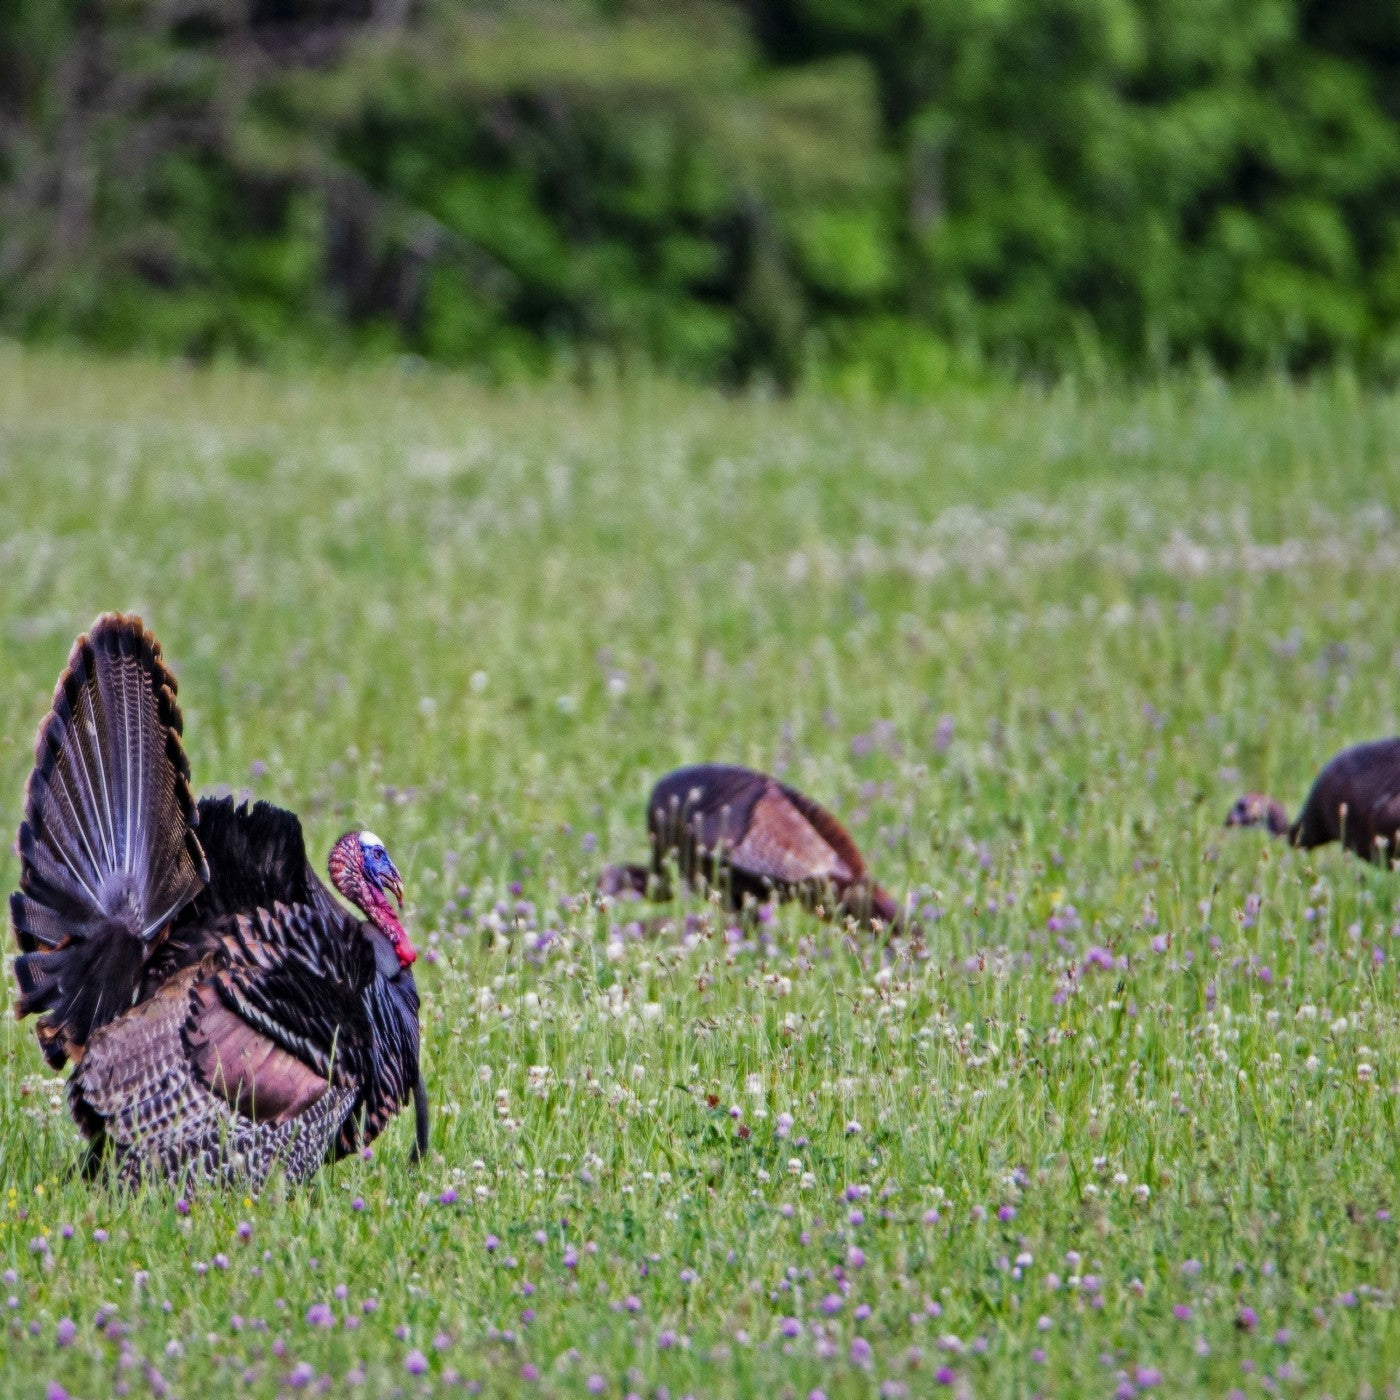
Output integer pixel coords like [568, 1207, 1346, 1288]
[1289, 738, 1400, 861]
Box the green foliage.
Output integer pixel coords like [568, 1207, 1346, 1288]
[2, 0, 1400, 380]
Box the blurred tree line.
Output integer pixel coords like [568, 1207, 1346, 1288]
[2, 0, 1399, 388]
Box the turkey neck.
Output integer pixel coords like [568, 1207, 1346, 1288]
[365, 885, 417, 967]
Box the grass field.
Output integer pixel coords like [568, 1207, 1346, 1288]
[2, 347, 1400, 1398]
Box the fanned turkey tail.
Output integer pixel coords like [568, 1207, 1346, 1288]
[10, 614, 209, 1068]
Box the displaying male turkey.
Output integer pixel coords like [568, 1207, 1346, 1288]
[1226, 737, 1400, 864]
[10, 614, 427, 1188]
[597, 763, 904, 928]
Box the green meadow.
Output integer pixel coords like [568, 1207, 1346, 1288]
[2, 348, 1400, 1396]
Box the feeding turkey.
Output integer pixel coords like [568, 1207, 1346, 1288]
[9, 614, 427, 1188]
[598, 763, 905, 929]
[1226, 737, 1400, 865]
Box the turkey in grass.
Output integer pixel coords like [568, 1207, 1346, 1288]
[9, 613, 427, 1187]
[598, 763, 904, 929]
[1226, 737, 1400, 864]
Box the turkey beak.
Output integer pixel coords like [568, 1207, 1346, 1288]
[384, 863, 405, 911]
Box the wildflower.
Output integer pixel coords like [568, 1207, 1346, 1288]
[935, 1367, 956, 1386]
[306, 1304, 335, 1328]
[521, 1363, 540, 1381]
[1236, 1307, 1258, 1331]
[404, 1349, 428, 1375]
[850, 1337, 873, 1367]
[287, 1362, 315, 1389]
[485, 1234, 500, 1252]
[778, 1317, 802, 1338]
[55, 1318, 76, 1347]
[439, 1189, 458, 1205]
[587, 1376, 607, 1394]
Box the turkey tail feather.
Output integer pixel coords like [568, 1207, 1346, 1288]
[10, 614, 208, 1066]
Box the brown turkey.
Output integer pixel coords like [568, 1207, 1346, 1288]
[10, 614, 427, 1189]
[1226, 737, 1400, 863]
[597, 763, 904, 928]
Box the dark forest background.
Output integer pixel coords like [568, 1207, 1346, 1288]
[3, 0, 1399, 388]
